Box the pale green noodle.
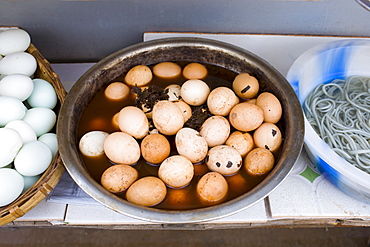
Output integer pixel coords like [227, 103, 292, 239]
[304, 76, 370, 173]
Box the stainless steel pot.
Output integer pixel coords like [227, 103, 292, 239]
[57, 37, 304, 223]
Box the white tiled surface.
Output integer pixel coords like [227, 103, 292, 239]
[210, 200, 267, 223]
[268, 151, 322, 217]
[14, 199, 66, 223]
[65, 204, 145, 225]
[269, 149, 370, 219]
[317, 180, 370, 217]
[13, 32, 370, 227]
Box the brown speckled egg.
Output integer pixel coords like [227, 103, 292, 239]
[232, 73, 259, 99]
[126, 176, 167, 206]
[196, 172, 228, 206]
[103, 132, 141, 165]
[229, 102, 264, 132]
[104, 82, 130, 101]
[152, 100, 185, 135]
[256, 92, 282, 124]
[207, 87, 239, 116]
[244, 147, 275, 176]
[182, 62, 208, 80]
[158, 155, 194, 188]
[140, 133, 171, 165]
[101, 165, 138, 193]
[125, 65, 152, 87]
[118, 106, 149, 139]
[205, 145, 242, 176]
[175, 127, 208, 164]
[153, 62, 182, 79]
[199, 116, 230, 148]
[253, 123, 282, 152]
[173, 100, 192, 122]
[225, 131, 254, 157]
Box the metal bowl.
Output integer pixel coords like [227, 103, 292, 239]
[57, 37, 304, 223]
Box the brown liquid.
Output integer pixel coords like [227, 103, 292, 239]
[78, 62, 270, 210]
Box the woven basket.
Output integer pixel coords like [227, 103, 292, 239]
[0, 43, 67, 226]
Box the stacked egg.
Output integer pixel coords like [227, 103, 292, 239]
[0, 29, 59, 207]
[79, 61, 283, 208]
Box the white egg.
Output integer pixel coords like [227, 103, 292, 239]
[0, 128, 23, 167]
[0, 29, 31, 56]
[5, 120, 37, 144]
[14, 140, 52, 176]
[0, 51, 37, 76]
[0, 168, 24, 207]
[27, 79, 57, 109]
[0, 96, 27, 126]
[22, 174, 41, 193]
[38, 133, 58, 157]
[22, 107, 56, 137]
[180, 79, 210, 106]
[79, 131, 109, 157]
[0, 74, 33, 101]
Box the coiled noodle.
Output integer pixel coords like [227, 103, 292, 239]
[304, 76, 370, 173]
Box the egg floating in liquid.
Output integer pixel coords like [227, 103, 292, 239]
[207, 86, 239, 116]
[225, 131, 254, 158]
[77, 60, 284, 210]
[158, 155, 194, 188]
[256, 92, 282, 124]
[0, 28, 60, 207]
[104, 82, 130, 101]
[79, 130, 109, 157]
[140, 133, 170, 165]
[196, 171, 228, 206]
[206, 145, 243, 176]
[232, 73, 259, 99]
[152, 100, 185, 135]
[182, 62, 208, 80]
[126, 176, 167, 206]
[199, 115, 230, 148]
[101, 164, 138, 193]
[153, 62, 182, 80]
